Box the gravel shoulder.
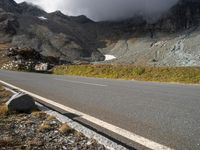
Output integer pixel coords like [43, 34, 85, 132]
[0, 85, 106, 150]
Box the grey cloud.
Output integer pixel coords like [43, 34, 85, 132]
[15, 0, 179, 21]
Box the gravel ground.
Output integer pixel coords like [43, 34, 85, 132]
[0, 111, 106, 150]
[0, 86, 106, 150]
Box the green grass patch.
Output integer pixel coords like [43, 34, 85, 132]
[53, 65, 200, 84]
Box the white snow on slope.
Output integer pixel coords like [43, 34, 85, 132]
[38, 16, 48, 20]
[104, 55, 116, 61]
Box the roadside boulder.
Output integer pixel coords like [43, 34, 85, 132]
[6, 93, 37, 113]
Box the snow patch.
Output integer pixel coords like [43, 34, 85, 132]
[38, 16, 48, 20]
[104, 55, 116, 61]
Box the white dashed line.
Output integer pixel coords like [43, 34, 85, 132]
[54, 78, 108, 87]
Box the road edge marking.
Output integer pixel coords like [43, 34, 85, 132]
[0, 79, 173, 150]
[54, 78, 108, 87]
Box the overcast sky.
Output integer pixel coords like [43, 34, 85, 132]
[15, 0, 179, 21]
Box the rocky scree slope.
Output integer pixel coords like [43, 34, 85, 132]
[95, 0, 200, 66]
[0, 0, 200, 66]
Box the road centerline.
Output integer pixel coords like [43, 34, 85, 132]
[54, 78, 108, 87]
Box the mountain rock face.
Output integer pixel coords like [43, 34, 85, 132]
[156, 0, 200, 32]
[0, 0, 200, 66]
[0, 0, 105, 63]
[95, 0, 200, 66]
[19, 2, 46, 16]
[0, 0, 20, 13]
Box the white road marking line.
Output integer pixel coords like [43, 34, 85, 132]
[3, 86, 17, 94]
[0, 80, 173, 150]
[54, 78, 108, 87]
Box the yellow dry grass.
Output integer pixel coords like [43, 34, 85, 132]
[46, 115, 56, 121]
[39, 122, 51, 132]
[31, 111, 46, 119]
[53, 65, 200, 84]
[0, 105, 9, 116]
[59, 123, 73, 134]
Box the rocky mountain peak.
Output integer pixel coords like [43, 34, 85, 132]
[159, 0, 200, 31]
[69, 15, 94, 24]
[0, 0, 21, 13]
[19, 2, 46, 16]
[51, 10, 65, 16]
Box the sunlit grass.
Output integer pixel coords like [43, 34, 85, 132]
[53, 65, 200, 84]
[0, 105, 9, 116]
[59, 123, 74, 135]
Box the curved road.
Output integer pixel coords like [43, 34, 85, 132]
[0, 70, 200, 150]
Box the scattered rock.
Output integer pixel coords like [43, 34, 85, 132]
[0, 108, 106, 150]
[91, 51, 105, 62]
[1, 47, 60, 71]
[72, 60, 90, 65]
[35, 63, 49, 71]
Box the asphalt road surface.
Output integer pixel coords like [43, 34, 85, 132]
[0, 70, 200, 150]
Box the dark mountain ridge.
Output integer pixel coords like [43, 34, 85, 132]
[0, 0, 20, 13]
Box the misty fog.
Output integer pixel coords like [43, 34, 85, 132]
[15, 0, 179, 21]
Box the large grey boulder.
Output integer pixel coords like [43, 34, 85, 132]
[6, 93, 37, 113]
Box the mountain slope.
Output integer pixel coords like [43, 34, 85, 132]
[0, 0, 21, 13]
[95, 0, 200, 66]
[0, 0, 200, 66]
[0, 0, 105, 63]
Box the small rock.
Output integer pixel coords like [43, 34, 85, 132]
[86, 139, 96, 145]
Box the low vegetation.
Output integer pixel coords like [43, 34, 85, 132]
[31, 111, 47, 119]
[0, 104, 9, 116]
[53, 65, 200, 84]
[46, 115, 56, 121]
[59, 123, 74, 135]
[0, 85, 11, 116]
[39, 122, 52, 132]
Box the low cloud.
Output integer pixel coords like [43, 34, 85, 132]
[15, 0, 179, 21]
